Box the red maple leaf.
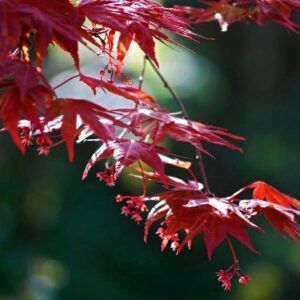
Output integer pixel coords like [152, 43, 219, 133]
[144, 191, 259, 259]
[179, 0, 300, 32]
[239, 199, 300, 244]
[0, 0, 97, 69]
[131, 170, 202, 191]
[78, 0, 195, 68]
[0, 59, 53, 152]
[80, 74, 156, 107]
[232, 181, 300, 209]
[0, 0, 21, 62]
[46, 99, 128, 161]
[250, 181, 300, 209]
[82, 138, 168, 182]
[140, 181, 300, 265]
[126, 108, 244, 154]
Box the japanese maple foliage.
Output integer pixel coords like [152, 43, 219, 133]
[180, 0, 300, 32]
[1, 0, 300, 292]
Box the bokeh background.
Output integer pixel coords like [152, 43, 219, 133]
[1, 1, 300, 299]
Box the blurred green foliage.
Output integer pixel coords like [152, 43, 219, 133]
[1, 3, 300, 299]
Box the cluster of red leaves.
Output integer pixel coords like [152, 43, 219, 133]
[102, 155, 300, 289]
[180, 0, 300, 32]
[1, 0, 300, 292]
[118, 175, 300, 290]
[0, 0, 194, 159]
[77, 0, 195, 74]
[146, 180, 300, 256]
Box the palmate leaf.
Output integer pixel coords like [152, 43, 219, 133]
[130, 170, 202, 192]
[82, 138, 167, 182]
[46, 99, 128, 162]
[0, 0, 96, 69]
[142, 182, 300, 261]
[77, 0, 195, 67]
[251, 181, 300, 209]
[239, 199, 300, 244]
[234, 181, 300, 209]
[115, 32, 133, 77]
[0, 59, 53, 152]
[0, 0, 21, 62]
[180, 0, 300, 32]
[126, 108, 244, 154]
[80, 74, 156, 107]
[144, 191, 259, 259]
[236, 181, 300, 242]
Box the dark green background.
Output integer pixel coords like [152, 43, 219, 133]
[1, 2, 300, 299]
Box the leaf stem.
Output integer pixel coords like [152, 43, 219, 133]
[227, 237, 238, 265]
[138, 161, 147, 196]
[53, 74, 80, 90]
[146, 56, 212, 195]
[138, 55, 147, 90]
[118, 56, 148, 139]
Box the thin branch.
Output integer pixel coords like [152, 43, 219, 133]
[118, 127, 128, 139]
[118, 55, 148, 139]
[146, 56, 189, 117]
[138, 55, 147, 90]
[138, 161, 148, 196]
[195, 150, 211, 196]
[227, 237, 238, 265]
[53, 74, 79, 90]
[146, 56, 212, 195]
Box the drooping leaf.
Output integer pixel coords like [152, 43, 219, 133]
[47, 99, 127, 161]
[116, 32, 133, 77]
[239, 199, 300, 244]
[251, 181, 300, 209]
[78, 0, 195, 66]
[0, 59, 53, 152]
[80, 74, 156, 106]
[0, 0, 21, 62]
[127, 108, 244, 154]
[234, 181, 300, 209]
[144, 191, 259, 258]
[0, 0, 97, 69]
[82, 138, 167, 180]
[179, 0, 300, 32]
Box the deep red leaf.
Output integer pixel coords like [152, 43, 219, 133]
[128, 108, 244, 154]
[80, 74, 156, 106]
[47, 99, 126, 161]
[83, 138, 167, 181]
[239, 199, 300, 244]
[78, 0, 195, 67]
[143, 191, 259, 258]
[179, 0, 300, 32]
[0, 59, 53, 152]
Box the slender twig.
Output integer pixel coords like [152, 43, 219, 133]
[195, 150, 211, 195]
[118, 127, 128, 139]
[146, 56, 212, 195]
[118, 56, 148, 139]
[227, 237, 238, 265]
[53, 74, 80, 90]
[138, 55, 147, 90]
[138, 161, 147, 196]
